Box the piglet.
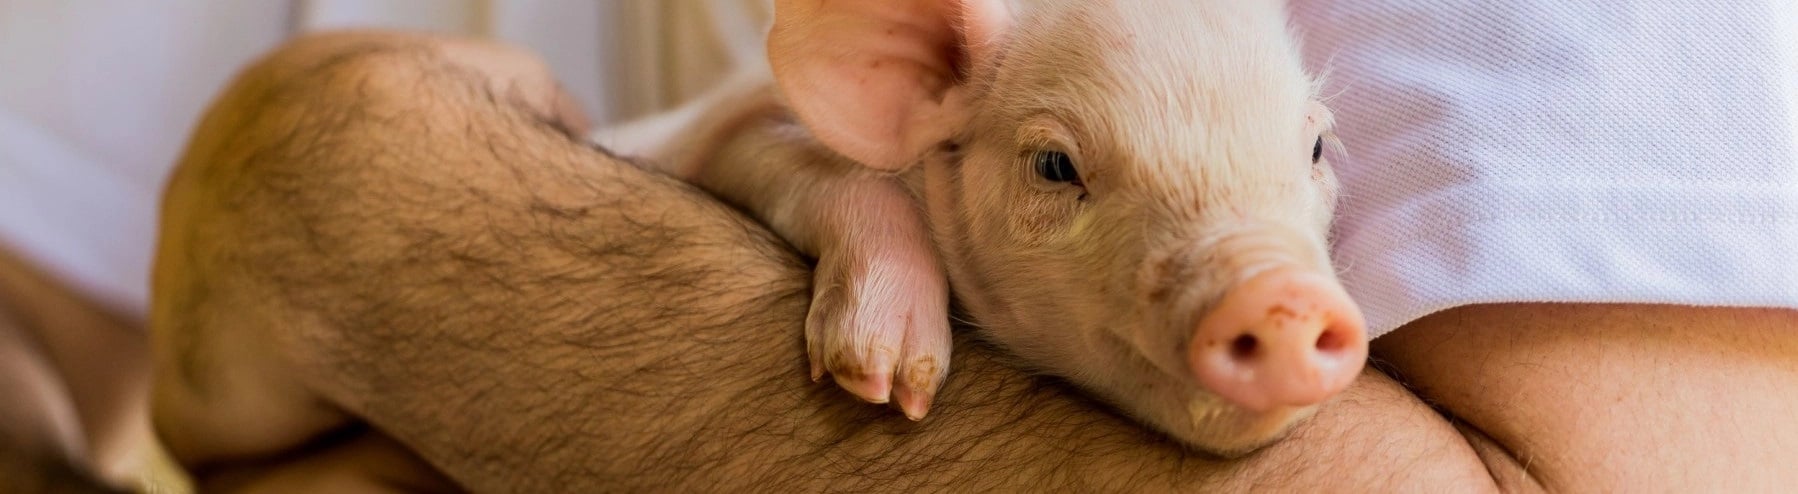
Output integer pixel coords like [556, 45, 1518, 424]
[601, 0, 1367, 455]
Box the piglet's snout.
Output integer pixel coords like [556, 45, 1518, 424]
[1188, 269, 1367, 412]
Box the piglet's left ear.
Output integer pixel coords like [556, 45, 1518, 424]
[768, 0, 1013, 171]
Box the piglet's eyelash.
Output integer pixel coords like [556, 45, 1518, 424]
[1032, 150, 1082, 184]
[1315, 134, 1347, 164]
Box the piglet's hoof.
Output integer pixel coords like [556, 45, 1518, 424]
[805, 245, 951, 421]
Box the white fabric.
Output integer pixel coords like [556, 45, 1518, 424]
[0, 1, 289, 317]
[1293, 1, 1798, 336]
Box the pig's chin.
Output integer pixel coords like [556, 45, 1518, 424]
[1169, 397, 1318, 458]
[1080, 325, 1317, 455]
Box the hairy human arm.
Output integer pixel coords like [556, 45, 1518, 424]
[149, 32, 1492, 492]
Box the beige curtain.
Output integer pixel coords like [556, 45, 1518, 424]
[296, 0, 772, 122]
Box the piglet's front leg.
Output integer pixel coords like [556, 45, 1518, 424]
[650, 86, 951, 420]
[798, 177, 950, 419]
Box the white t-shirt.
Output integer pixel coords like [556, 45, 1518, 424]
[2, 1, 1794, 337]
[1292, 0, 1798, 336]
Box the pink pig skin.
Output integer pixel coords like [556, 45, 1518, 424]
[604, 0, 1369, 455]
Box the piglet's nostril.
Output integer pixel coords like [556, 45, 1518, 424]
[1189, 268, 1368, 412]
[1314, 327, 1347, 353]
[1230, 334, 1260, 361]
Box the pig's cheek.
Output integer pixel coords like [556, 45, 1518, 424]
[1315, 162, 1342, 201]
[1008, 200, 1074, 245]
[1306, 163, 1342, 230]
[984, 175, 1081, 249]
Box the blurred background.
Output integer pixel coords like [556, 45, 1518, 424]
[0, 0, 771, 319]
[0, 2, 768, 491]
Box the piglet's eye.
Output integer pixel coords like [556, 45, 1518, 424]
[1312, 137, 1324, 164]
[1034, 151, 1082, 185]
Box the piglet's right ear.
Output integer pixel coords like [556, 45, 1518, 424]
[769, 0, 1011, 171]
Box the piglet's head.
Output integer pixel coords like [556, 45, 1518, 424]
[772, 0, 1366, 455]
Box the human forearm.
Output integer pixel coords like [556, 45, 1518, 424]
[144, 33, 1177, 491]
[151, 31, 1494, 492]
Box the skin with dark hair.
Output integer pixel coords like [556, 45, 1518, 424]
[142, 31, 1798, 492]
[147, 32, 1486, 492]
